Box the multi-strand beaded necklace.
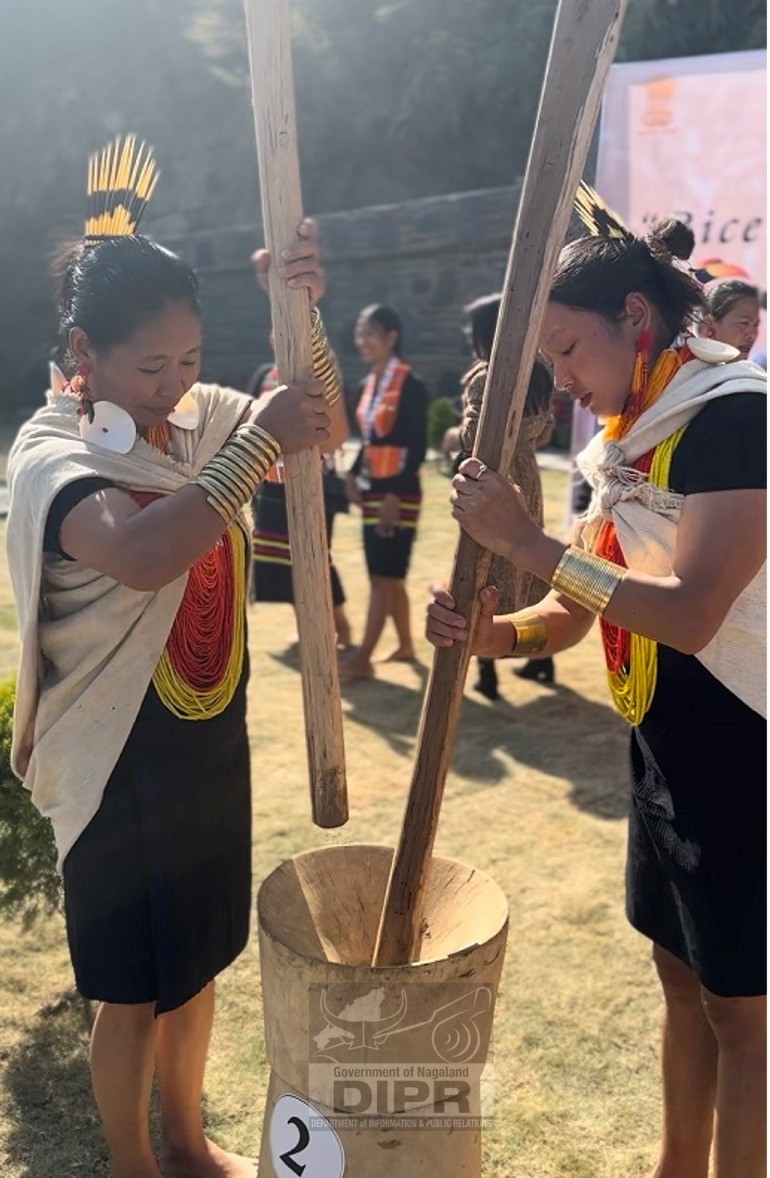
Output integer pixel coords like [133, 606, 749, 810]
[140, 423, 246, 720]
[592, 335, 693, 724]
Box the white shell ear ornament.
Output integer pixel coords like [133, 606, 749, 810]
[49, 361, 67, 397]
[79, 400, 137, 454]
[688, 336, 740, 364]
[65, 364, 137, 455]
[167, 390, 200, 430]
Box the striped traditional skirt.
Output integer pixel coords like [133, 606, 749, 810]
[361, 490, 421, 579]
[251, 481, 345, 605]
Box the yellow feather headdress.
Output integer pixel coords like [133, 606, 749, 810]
[85, 134, 160, 240]
[573, 180, 632, 240]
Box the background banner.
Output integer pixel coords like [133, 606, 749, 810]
[597, 49, 766, 305]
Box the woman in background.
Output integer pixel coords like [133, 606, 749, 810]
[700, 279, 761, 360]
[342, 304, 428, 679]
[247, 343, 352, 652]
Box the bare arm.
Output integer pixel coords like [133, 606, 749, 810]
[452, 458, 766, 657]
[517, 489, 766, 654]
[427, 583, 595, 659]
[60, 379, 331, 591]
[60, 483, 230, 592]
[324, 393, 349, 453]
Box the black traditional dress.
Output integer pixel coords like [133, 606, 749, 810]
[626, 391, 766, 997]
[45, 476, 251, 1014]
[352, 359, 428, 579]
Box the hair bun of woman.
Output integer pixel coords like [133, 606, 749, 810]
[645, 217, 695, 262]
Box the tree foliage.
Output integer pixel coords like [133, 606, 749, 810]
[0, 680, 62, 927]
[189, 0, 766, 212]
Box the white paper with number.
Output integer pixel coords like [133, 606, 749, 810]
[269, 1092, 345, 1177]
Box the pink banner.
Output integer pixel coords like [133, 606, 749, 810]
[597, 50, 766, 334]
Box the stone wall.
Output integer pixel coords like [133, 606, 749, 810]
[167, 182, 525, 413]
[1, 184, 526, 420]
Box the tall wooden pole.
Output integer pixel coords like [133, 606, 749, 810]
[374, 0, 628, 966]
[244, 0, 348, 828]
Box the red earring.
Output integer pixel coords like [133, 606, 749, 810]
[627, 329, 652, 422]
[65, 362, 95, 424]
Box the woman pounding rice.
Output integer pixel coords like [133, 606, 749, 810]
[5, 137, 346, 1178]
[427, 187, 766, 1178]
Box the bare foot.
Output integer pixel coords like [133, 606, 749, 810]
[161, 1138, 256, 1177]
[339, 656, 375, 680]
[378, 648, 418, 663]
[112, 1158, 164, 1178]
[643, 1162, 706, 1178]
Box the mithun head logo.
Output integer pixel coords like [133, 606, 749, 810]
[311, 984, 492, 1064]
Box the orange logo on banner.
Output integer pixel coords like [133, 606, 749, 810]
[597, 52, 767, 349]
[641, 76, 677, 128]
[696, 257, 751, 280]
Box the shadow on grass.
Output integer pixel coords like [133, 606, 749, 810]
[3, 989, 109, 1178]
[489, 682, 630, 821]
[3, 989, 225, 1178]
[339, 670, 517, 786]
[331, 664, 629, 819]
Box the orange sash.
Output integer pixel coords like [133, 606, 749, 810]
[356, 360, 411, 479]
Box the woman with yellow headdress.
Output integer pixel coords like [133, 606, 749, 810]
[5, 137, 347, 1178]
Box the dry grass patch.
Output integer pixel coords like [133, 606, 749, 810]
[0, 461, 665, 1177]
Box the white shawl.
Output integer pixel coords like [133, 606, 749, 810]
[576, 356, 767, 718]
[6, 383, 251, 868]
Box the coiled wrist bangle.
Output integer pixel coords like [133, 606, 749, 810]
[310, 307, 342, 407]
[195, 422, 282, 525]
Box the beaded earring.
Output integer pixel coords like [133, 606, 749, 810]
[68, 361, 93, 420]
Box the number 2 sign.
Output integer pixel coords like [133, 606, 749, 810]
[269, 1093, 346, 1177]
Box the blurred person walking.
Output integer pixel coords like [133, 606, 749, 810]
[342, 304, 428, 679]
[247, 339, 353, 652]
[456, 293, 555, 700]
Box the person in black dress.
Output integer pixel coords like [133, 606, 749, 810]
[453, 292, 556, 700]
[427, 198, 766, 1177]
[6, 140, 342, 1178]
[342, 304, 428, 679]
[246, 347, 353, 651]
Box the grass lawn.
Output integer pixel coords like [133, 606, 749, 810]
[0, 459, 667, 1177]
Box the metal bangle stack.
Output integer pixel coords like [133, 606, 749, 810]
[196, 423, 282, 524]
[310, 307, 342, 407]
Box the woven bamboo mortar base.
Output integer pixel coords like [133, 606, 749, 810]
[256, 844, 509, 1177]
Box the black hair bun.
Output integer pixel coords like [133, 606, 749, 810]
[645, 217, 695, 262]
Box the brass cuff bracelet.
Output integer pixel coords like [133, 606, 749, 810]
[550, 545, 625, 616]
[501, 610, 549, 656]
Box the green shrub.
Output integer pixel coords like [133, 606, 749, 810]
[0, 680, 62, 925]
[427, 395, 460, 453]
